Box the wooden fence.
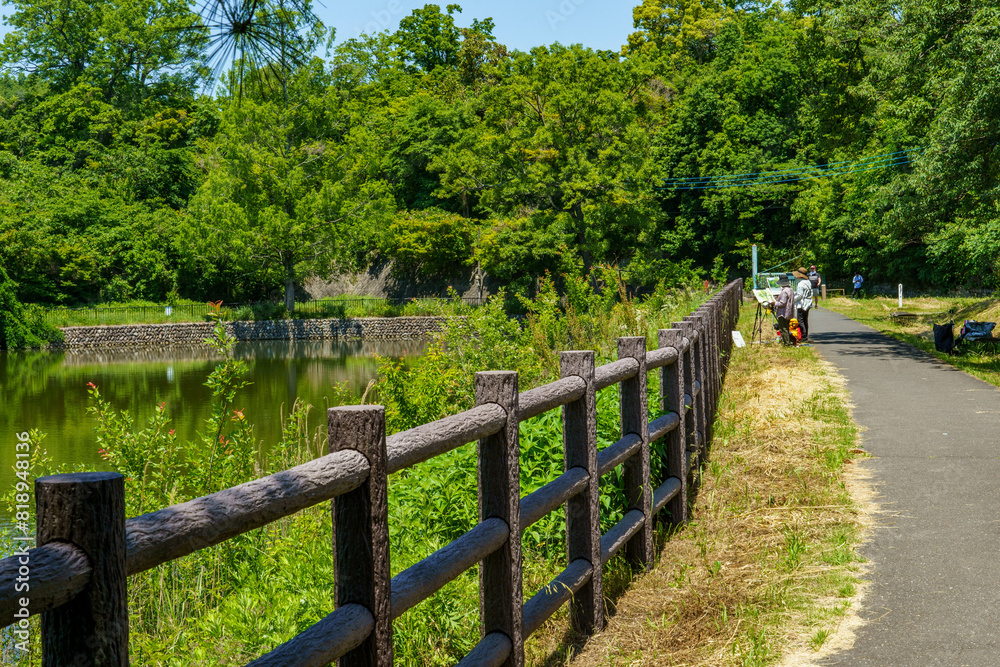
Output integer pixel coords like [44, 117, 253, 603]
[0, 281, 742, 666]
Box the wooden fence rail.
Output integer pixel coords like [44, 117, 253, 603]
[0, 280, 743, 666]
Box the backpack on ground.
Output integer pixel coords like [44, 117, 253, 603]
[959, 320, 996, 342]
[933, 321, 955, 353]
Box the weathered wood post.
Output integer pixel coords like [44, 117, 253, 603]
[475, 371, 524, 667]
[672, 323, 697, 469]
[329, 405, 392, 667]
[658, 330, 687, 525]
[560, 351, 603, 633]
[694, 304, 711, 425]
[682, 315, 707, 459]
[37, 471, 127, 667]
[618, 337, 652, 570]
[700, 302, 719, 429]
[725, 285, 736, 372]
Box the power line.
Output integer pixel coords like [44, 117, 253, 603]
[660, 147, 924, 190]
[662, 148, 919, 183]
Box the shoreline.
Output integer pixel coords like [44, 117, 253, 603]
[51, 316, 454, 348]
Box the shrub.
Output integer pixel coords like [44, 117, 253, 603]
[0, 267, 63, 349]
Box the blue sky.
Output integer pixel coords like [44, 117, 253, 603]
[325, 0, 639, 52]
[0, 0, 641, 54]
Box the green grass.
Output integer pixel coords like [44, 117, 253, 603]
[39, 296, 477, 327]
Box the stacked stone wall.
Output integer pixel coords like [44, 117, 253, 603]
[54, 317, 452, 348]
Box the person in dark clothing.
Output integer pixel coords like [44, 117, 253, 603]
[808, 265, 822, 307]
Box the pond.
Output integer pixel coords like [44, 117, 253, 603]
[0, 339, 426, 506]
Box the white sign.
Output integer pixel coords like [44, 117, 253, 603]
[732, 331, 746, 348]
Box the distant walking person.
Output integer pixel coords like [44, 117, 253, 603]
[794, 268, 813, 341]
[852, 271, 864, 298]
[808, 265, 822, 305]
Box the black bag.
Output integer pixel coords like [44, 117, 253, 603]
[933, 321, 955, 353]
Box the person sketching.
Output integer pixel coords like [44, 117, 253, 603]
[772, 276, 796, 345]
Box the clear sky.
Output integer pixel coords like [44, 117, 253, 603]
[0, 0, 641, 55]
[325, 0, 639, 52]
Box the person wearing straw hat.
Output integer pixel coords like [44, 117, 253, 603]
[793, 268, 813, 341]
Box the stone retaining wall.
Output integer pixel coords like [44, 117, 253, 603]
[54, 317, 452, 348]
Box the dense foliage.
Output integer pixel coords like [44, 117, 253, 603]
[0, 267, 61, 348]
[1, 0, 998, 312]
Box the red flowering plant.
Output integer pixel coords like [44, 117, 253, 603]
[86, 381, 178, 517]
[85, 322, 257, 520]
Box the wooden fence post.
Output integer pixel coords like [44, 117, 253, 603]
[699, 303, 719, 429]
[618, 337, 652, 570]
[475, 371, 524, 667]
[329, 406, 392, 667]
[681, 316, 706, 459]
[560, 351, 603, 633]
[658, 330, 687, 526]
[672, 323, 697, 465]
[37, 472, 127, 667]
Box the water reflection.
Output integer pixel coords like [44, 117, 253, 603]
[0, 339, 426, 497]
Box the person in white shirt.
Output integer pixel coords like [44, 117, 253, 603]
[794, 268, 813, 341]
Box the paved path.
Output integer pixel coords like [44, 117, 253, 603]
[809, 308, 1000, 666]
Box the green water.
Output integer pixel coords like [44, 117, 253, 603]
[0, 339, 425, 501]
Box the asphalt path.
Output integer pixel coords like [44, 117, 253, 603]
[807, 308, 1000, 666]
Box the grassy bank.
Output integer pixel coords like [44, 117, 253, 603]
[524, 307, 869, 666]
[823, 295, 1000, 388]
[39, 296, 476, 327]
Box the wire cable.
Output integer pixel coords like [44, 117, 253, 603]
[660, 147, 924, 190]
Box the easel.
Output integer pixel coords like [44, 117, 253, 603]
[750, 289, 777, 344]
[751, 302, 775, 344]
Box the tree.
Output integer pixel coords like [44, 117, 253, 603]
[0, 0, 206, 105]
[627, 0, 729, 71]
[394, 4, 464, 73]
[434, 45, 658, 280]
[0, 266, 62, 348]
[186, 72, 394, 311]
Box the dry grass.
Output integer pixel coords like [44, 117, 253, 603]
[525, 315, 871, 667]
